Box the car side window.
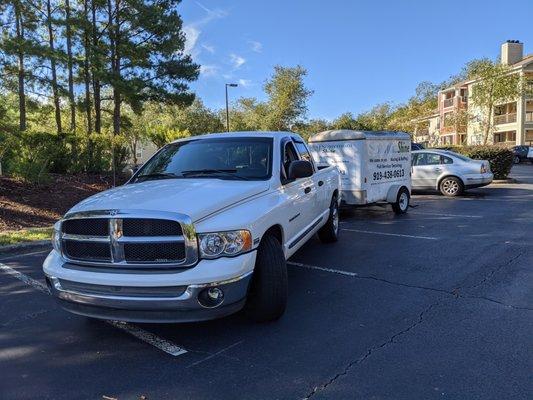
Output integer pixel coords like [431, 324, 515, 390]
[293, 140, 316, 171]
[442, 156, 453, 164]
[414, 153, 441, 166]
[281, 141, 300, 183]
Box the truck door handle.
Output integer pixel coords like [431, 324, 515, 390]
[304, 186, 312, 194]
[318, 180, 324, 186]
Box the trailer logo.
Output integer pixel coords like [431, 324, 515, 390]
[397, 141, 410, 153]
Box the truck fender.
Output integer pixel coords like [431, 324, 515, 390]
[386, 185, 402, 204]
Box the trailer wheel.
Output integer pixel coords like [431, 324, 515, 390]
[244, 234, 287, 322]
[318, 194, 339, 243]
[392, 187, 410, 214]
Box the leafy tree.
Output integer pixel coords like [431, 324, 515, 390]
[263, 65, 313, 130]
[331, 112, 364, 130]
[465, 58, 523, 144]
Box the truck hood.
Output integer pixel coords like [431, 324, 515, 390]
[67, 179, 270, 222]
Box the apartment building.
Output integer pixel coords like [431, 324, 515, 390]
[414, 40, 533, 147]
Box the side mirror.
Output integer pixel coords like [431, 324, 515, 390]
[288, 160, 313, 180]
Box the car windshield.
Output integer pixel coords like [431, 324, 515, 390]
[444, 151, 472, 162]
[134, 137, 273, 182]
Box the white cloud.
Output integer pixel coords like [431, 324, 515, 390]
[184, 26, 201, 56]
[230, 53, 246, 69]
[248, 40, 263, 53]
[238, 79, 252, 87]
[201, 44, 215, 54]
[183, 3, 228, 58]
[200, 64, 219, 77]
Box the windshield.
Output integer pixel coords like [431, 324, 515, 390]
[133, 137, 273, 182]
[444, 151, 472, 162]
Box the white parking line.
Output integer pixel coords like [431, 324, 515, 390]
[0, 249, 51, 262]
[0, 262, 187, 357]
[410, 211, 482, 218]
[341, 228, 438, 240]
[287, 261, 359, 277]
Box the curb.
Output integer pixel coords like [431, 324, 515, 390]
[0, 240, 51, 255]
[492, 178, 518, 184]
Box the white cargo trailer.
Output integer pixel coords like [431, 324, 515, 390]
[308, 130, 412, 214]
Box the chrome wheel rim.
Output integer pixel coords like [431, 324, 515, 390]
[443, 179, 459, 195]
[332, 204, 339, 234]
[399, 192, 408, 211]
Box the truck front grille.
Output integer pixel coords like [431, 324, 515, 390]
[57, 279, 187, 298]
[59, 213, 196, 270]
[63, 241, 112, 261]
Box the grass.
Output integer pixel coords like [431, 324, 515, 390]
[0, 226, 53, 246]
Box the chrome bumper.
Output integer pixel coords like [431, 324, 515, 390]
[46, 272, 253, 323]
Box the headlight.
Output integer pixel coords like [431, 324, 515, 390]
[198, 230, 252, 259]
[52, 221, 62, 253]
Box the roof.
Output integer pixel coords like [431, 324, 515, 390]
[171, 131, 299, 143]
[308, 130, 411, 143]
[510, 54, 533, 68]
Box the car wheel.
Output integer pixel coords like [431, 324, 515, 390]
[392, 187, 410, 214]
[513, 155, 520, 164]
[318, 195, 339, 243]
[439, 176, 463, 197]
[244, 234, 287, 322]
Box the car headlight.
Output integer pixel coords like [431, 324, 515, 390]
[198, 230, 252, 259]
[52, 221, 62, 253]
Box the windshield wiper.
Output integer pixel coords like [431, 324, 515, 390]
[181, 169, 250, 180]
[134, 172, 182, 182]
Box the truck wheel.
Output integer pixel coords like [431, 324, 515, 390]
[244, 234, 287, 322]
[392, 187, 410, 214]
[318, 195, 339, 243]
[439, 176, 463, 197]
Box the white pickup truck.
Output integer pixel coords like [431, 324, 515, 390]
[43, 132, 340, 323]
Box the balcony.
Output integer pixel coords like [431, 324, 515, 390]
[443, 98, 454, 108]
[494, 113, 517, 125]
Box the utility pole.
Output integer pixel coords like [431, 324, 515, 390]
[225, 83, 238, 131]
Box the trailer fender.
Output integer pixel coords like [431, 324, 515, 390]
[386, 185, 402, 204]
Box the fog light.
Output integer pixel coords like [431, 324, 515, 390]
[198, 287, 224, 308]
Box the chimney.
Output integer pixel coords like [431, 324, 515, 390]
[501, 40, 523, 65]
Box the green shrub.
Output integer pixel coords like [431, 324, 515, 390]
[440, 145, 514, 180]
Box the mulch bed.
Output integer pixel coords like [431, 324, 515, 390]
[0, 174, 119, 231]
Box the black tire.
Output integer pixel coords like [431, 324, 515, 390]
[392, 187, 410, 214]
[244, 234, 287, 322]
[439, 176, 463, 197]
[513, 155, 520, 164]
[318, 195, 339, 243]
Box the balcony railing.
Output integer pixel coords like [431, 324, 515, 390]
[494, 113, 517, 125]
[443, 98, 454, 108]
[526, 111, 533, 122]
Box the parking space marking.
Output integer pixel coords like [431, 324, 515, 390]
[0, 263, 50, 293]
[0, 249, 51, 262]
[0, 262, 187, 357]
[287, 261, 358, 277]
[107, 321, 187, 356]
[409, 211, 482, 218]
[341, 228, 438, 240]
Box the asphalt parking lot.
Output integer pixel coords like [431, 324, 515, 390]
[1, 164, 532, 400]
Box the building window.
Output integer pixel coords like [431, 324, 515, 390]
[525, 130, 533, 145]
[494, 131, 516, 143]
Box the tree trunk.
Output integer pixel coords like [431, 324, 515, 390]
[65, 0, 76, 131]
[82, 0, 92, 134]
[83, 0, 93, 171]
[483, 103, 493, 145]
[45, 0, 62, 135]
[91, 0, 101, 133]
[109, 0, 121, 136]
[14, 3, 26, 131]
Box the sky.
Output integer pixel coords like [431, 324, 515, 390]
[180, 0, 533, 121]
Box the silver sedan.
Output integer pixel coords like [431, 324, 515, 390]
[411, 150, 493, 196]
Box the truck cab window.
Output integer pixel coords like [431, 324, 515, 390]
[281, 141, 300, 182]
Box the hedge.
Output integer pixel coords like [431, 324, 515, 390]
[436, 145, 514, 180]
